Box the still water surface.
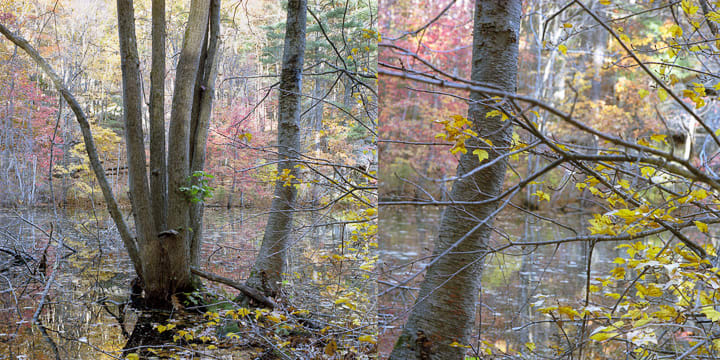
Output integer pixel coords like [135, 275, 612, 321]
[0, 207, 270, 359]
[379, 206, 626, 357]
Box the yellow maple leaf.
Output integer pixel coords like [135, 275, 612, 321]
[702, 307, 720, 321]
[473, 149, 489, 163]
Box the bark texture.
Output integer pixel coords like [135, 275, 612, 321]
[189, 0, 221, 267]
[389, 1, 522, 359]
[117, 0, 164, 304]
[164, 0, 211, 298]
[150, 0, 167, 232]
[246, 0, 307, 297]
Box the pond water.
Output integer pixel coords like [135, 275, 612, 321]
[0, 207, 282, 359]
[378, 206, 632, 357]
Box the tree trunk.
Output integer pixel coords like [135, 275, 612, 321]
[389, 1, 521, 359]
[150, 0, 167, 232]
[117, 0, 164, 304]
[162, 0, 212, 300]
[189, 0, 221, 268]
[245, 0, 307, 297]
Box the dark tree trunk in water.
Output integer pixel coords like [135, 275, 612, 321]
[245, 0, 307, 297]
[389, 1, 521, 359]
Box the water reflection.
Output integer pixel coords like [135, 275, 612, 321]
[0, 206, 362, 358]
[379, 206, 623, 357]
[0, 207, 266, 359]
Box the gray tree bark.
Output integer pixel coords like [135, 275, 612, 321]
[164, 0, 211, 298]
[189, 0, 221, 267]
[150, 0, 167, 232]
[245, 0, 307, 297]
[116, 0, 164, 303]
[389, 1, 522, 359]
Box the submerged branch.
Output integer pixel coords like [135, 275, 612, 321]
[190, 267, 277, 308]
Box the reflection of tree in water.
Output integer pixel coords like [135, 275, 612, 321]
[122, 310, 172, 356]
[0, 209, 267, 358]
[380, 207, 625, 355]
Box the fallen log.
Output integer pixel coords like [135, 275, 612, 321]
[190, 267, 276, 308]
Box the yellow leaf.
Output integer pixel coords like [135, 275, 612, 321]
[638, 89, 649, 99]
[590, 332, 618, 341]
[599, 0, 611, 5]
[691, 188, 709, 200]
[239, 132, 252, 142]
[563, 23, 573, 28]
[657, 88, 668, 101]
[358, 335, 376, 344]
[682, 0, 699, 15]
[641, 166, 656, 178]
[449, 341, 470, 348]
[526, 342, 536, 351]
[558, 306, 581, 320]
[532, 190, 550, 202]
[558, 44, 568, 55]
[695, 220, 709, 233]
[668, 24, 683, 37]
[473, 149, 489, 163]
[650, 134, 667, 143]
[125, 354, 140, 360]
[702, 307, 720, 321]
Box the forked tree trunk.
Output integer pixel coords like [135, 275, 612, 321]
[245, 0, 307, 297]
[389, 1, 521, 359]
[0, 0, 219, 308]
[160, 0, 214, 301]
